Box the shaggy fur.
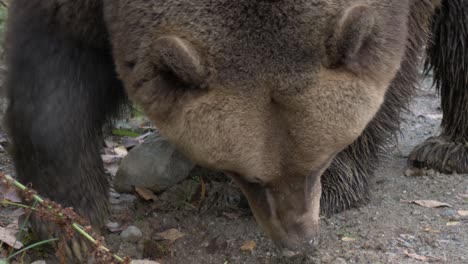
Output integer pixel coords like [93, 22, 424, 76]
[321, 0, 434, 215]
[4, 0, 126, 257]
[4, 0, 467, 261]
[408, 0, 468, 174]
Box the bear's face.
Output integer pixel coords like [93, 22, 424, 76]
[105, 0, 409, 253]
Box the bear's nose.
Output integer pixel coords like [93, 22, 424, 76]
[276, 234, 320, 257]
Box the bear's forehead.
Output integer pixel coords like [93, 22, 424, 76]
[105, 0, 340, 85]
[155, 1, 333, 83]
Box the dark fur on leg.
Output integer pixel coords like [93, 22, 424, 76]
[321, 0, 435, 215]
[409, 137, 468, 174]
[5, 0, 126, 261]
[408, 0, 468, 174]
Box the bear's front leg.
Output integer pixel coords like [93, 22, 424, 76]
[408, 0, 468, 175]
[5, 0, 127, 262]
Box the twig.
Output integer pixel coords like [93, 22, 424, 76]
[1, 174, 127, 263]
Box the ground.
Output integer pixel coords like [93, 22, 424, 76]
[0, 74, 467, 264]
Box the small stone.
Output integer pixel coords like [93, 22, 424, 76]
[31, 261, 46, 264]
[399, 240, 413, 248]
[107, 222, 119, 229]
[121, 226, 143, 242]
[334, 257, 347, 264]
[440, 209, 460, 221]
[411, 210, 421, 215]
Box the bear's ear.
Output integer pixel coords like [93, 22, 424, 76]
[324, 5, 376, 72]
[154, 36, 208, 86]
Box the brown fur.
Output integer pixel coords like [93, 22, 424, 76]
[103, 0, 434, 252]
[6, 0, 459, 259]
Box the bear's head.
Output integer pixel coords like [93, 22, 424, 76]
[105, 0, 409, 254]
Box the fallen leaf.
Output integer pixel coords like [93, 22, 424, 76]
[341, 237, 356, 242]
[404, 251, 428, 261]
[101, 154, 119, 164]
[411, 200, 451, 208]
[131, 260, 161, 264]
[458, 210, 468, 217]
[10, 208, 25, 217]
[112, 129, 140, 138]
[156, 228, 185, 244]
[104, 139, 119, 148]
[423, 227, 440, 233]
[0, 226, 23, 249]
[446, 221, 460, 226]
[114, 146, 129, 157]
[3, 188, 22, 203]
[104, 163, 119, 176]
[135, 187, 157, 201]
[240, 240, 256, 252]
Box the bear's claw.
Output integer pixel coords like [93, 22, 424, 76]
[408, 136, 468, 174]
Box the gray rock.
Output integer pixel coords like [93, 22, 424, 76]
[114, 132, 194, 193]
[440, 209, 460, 221]
[31, 261, 46, 264]
[120, 225, 143, 242]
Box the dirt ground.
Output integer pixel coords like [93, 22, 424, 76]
[0, 74, 467, 264]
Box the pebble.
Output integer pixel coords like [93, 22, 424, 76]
[440, 209, 460, 221]
[411, 210, 421, 215]
[31, 261, 46, 264]
[121, 225, 143, 242]
[334, 257, 347, 264]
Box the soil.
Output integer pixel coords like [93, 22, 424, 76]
[0, 75, 467, 264]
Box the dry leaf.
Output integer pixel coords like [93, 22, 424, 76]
[101, 154, 119, 164]
[458, 210, 468, 217]
[104, 139, 119, 148]
[423, 227, 440, 233]
[404, 251, 428, 261]
[156, 228, 185, 244]
[0, 226, 23, 249]
[411, 200, 451, 208]
[135, 187, 157, 201]
[104, 163, 119, 176]
[341, 237, 356, 242]
[114, 146, 129, 157]
[240, 240, 257, 252]
[131, 260, 161, 264]
[2, 188, 22, 203]
[446, 221, 460, 226]
[10, 208, 25, 218]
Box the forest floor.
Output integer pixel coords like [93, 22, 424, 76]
[0, 75, 467, 264]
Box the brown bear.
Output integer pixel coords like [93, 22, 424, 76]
[4, 0, 468, 261]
